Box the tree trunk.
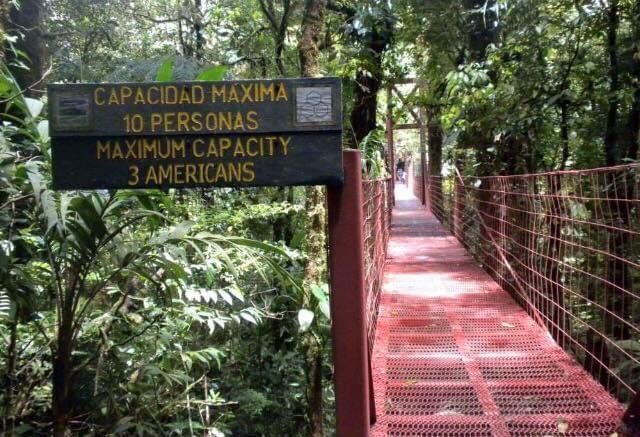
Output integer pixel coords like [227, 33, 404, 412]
[6, 0, 45, 96]
[350, 69, 381, 144]
[52, 313, 75, 437]
[193, 0, 204, 61]
[306, 342, 324, 434]
[299, 0, 327, 78]
[258, 0, 292, 76]
[298, 1, 328, 435]
[427, 106, 443, 212]
[463, 0, 498, 63]
[2, 318, 18, 433]
[626, 0, 640, 161]
[605, 0, 619, 166]
[559, 99, 570, 169]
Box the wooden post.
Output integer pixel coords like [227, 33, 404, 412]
[386, 86, 395, 203]
[419, 103, 427, 206]
[327, 150, 371, 437]
[622, 391, 640, 435]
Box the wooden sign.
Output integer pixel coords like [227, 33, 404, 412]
[48, 78, 343, 189]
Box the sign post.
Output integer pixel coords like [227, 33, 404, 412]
[327, 150, 372, 437]
[48, 78, 342, 189]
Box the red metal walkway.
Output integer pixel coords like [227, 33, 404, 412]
[370, 186, 624, 436]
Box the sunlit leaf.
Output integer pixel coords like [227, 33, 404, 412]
[155, 59, 174, 82]
[196, 65, 227, 81]
[298, 309, 315, 332]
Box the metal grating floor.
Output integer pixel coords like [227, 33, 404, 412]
[370, 187, 624, 436]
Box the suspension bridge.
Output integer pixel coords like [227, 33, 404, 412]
[329, 151, 640, 436]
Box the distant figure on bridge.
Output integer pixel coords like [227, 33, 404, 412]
[397, 168, 406, 184]
[396, 160, 406, 184]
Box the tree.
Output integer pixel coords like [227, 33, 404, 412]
[6, 0, 46, 96]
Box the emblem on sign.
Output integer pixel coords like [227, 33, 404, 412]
[296, 87, 333, 124]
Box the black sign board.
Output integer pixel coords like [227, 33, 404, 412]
[48, 78, 343, 189]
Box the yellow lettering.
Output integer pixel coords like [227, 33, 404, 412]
[211, 85, 225, 103]
[242, 162, 255, 182]
[120, 86, 133, 104]
[186, 164, 197, 183]
[128, 165, 139, 186]
[134, 88, 145, 104]
[280, 136, 291, 155]
[177, 112, 190, 132]
[215, 163, 228, 181]
[193, 138, 205, 158]
[94, 87, 106, 105]
[241, 83, 254, 103]
[150, 113, 162, 132]
[164, 112, 176, 132]
[228, 85, 239, 103]
[192, 85, 204, 104]
[108, 88, 119, 105]
[147, 86, 160, 104]
[174, 164, 185, 184]
[192, 112, 203, 131]
[219, 112, 232, 130]
[246, 111, 258, 130]
[246, 137, 259, 157]
[205, 112, 217, 131]
[205, 163, 216, 182]
[159, 165, 171, 183]
[165, 86, 178, 104]
[207, 138, 219, 157]
[233, 139, 245, 157]
[233, 113, 245, 130]
[172, 139, 186, 158]
[145, 166, 158, 185]
[143, 138, 156, 158]
[275, 83, 288, 101]
[111, 143, 124, 159]
[125, 139, 138, 159]
[96, 140, 110, 159]
[228, 162, 242, 181]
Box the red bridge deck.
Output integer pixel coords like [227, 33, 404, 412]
[370, 187, 624, 436]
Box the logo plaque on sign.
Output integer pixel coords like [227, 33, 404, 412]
[51, 92, 93, 131]
[295, 87, 334, 125]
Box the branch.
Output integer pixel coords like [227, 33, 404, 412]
[0, 63, 52, 104]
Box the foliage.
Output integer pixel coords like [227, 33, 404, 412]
[360, 128, 389, 179]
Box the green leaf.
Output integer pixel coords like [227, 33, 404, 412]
[155, 59, 174, 82]
[71, 196, 108, 239]
[311, 283, 329, 304]
[319, 300, 331, 320]
[196, 65, 227, 81]
[240, 312, 258, 324]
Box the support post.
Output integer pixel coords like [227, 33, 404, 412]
[327, 150, 371, 437]
[622, 392, 640, 435]
[419, 104, 427, 206]
[386, 86, 395, 204]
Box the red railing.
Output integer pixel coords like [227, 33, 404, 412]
[428, 165, 640, 405]
[362, 178, 393, 351]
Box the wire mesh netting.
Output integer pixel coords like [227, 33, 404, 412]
[428, 164, 640, 404]
[370, 187, 624, 436]
[362, 178, 393, 351]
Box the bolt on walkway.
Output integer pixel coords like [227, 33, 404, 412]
[370, 186, 624, 436]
